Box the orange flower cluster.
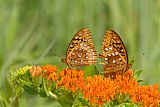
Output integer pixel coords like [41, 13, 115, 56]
[29, 66, 42, 77]
[29, 64, 58, 81]
[56, 69, 160, 106]
[82, 75, 118, 105]
[42, 64, 58, 81]
[28, 65, 160, 106]
[131, 84, 160, 106]
[114, 70, 160, 106]
[114, 70, 139, 95]
[56, 69, 85, 92]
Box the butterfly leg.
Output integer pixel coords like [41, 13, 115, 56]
[66, 63, 72, 70]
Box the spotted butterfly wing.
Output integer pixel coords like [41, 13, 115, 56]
[99, 30, 128, 78]
[62, 28, 98, 66]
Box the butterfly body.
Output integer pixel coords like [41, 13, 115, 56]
[99, 30, 128, 78]
[62, 28, 98, 67]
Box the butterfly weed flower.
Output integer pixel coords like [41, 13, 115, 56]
[56, 69, 85, 92]
[10, 65, 160, 106]
[82, 75, 118, 105]
[130, 84, 160, 107]
[11, 65, 32, 81]
[42, 64, 58, 81]
[114, 70, 138, 95]
[16, 65, 32, 75]
[54, 68, 160, 106]
[29, 66, 42, 77]
[112, 70, 160, 106]
[81, 70, 160, 107]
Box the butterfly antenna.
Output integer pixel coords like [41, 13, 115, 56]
[59, 62, 62, 71]
[49, 48, 63, 58]
[53, 53, 62, 59]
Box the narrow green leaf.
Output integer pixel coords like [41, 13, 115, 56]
[133, 70, 143, 79]
[18, 79, 38, 95]
[84, 65, 96, 78]
[55, 90, 74, 107]
[118, 103, 138, 107]
[38, 89, 47, 98]
[137, 80, 143, 83]
[0, 89, 8, 107]
[42, 77, 48, 95]
[15, 85, 23, 96]
[76, 97, 88, 106]
[23, 85, 38, 95]
[129, 56, 135, 65]
[10, 96, 19, 107]
[4, 76, 14, 100]
[18, 79, 36, 88]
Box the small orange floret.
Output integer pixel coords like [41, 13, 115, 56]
[42, 64, 58, 72]
[29, 66, 42, 77]
[42, 64, 58, 81]
[124, 69, 134, 77]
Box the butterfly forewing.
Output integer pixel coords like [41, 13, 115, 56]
[99, 30, 128, 77]
[63, 28, 97, 66]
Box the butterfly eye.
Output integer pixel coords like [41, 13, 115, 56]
[99, 30, 129, 79]
[62, 28, 98, 67]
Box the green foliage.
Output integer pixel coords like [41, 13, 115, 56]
[118, 103, 139, 107]
[0, 76, 21, 107]
[19, 79, 39, 95]
[55, 90, 74, 107]
[133, 69, 143, 80]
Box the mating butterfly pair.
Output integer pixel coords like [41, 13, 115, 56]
[61, 28, 128, 78]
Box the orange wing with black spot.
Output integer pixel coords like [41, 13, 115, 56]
[62, 28, 98, 66]
[99, 30, 128, 78]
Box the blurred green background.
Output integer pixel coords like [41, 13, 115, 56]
[0, 0, 160, 106]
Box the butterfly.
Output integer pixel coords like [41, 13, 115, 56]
[99, 30, 129, 78]
[61, 28, 98, 67]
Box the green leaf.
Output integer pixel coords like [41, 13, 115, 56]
[41, 77, 48, 95]
[55, 90, 74, 107]
[84, 65, 96, 78]
[118, 103, 139, 107]
[4, 76, 14, 100]
[0, 89, 9, 107]
[10, 96, 19, 107]
[18, 79, 36, 88]
[133, 69, 143, 79]
[137, 80, 143, 83]
[15, 85, 23, 96]
[75, 97, 88, 106]
[23, 85, 38, 95]
[129, 57, 135, 66]
[38, 89, 47, 98]
[18, 79, 38, 95]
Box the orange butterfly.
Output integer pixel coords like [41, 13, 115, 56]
[61, 28, 98, 67]
[99, 30, 129, 78]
